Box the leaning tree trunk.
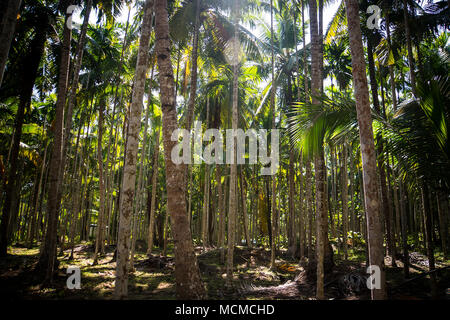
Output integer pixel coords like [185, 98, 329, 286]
[114, 0, 153, 299]
[344, 0, 386, 300]
[154, 0, 206, 299]
[0, 0, 22, 88]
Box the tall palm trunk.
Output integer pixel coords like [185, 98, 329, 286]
[341, 144, 349, 259]
[0, 0, 22, 87]
[421, 183, 437, 298]
[185, 0, 201, 132]
[185, 0, 201, 223]
[130, 79, 154, 270]
[36, 6, 72, 284]
[64, 0, 92, 152]
[385, 11, 397, 110]
[146, 130, 160, 255]
[402, 0, 416, 95]
[202, 98, 211, 248]
[308, 0, 327, 299]
[154, 0, 206, 299]
[269, 0, 277, 270]
[344, 0, 386, 300]
[93, 102, 106, 265]
[114, 0, 153, 299]
[227, 0, 240, 284]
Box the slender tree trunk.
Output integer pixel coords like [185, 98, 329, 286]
[288, 150, 297, 257]
[154, 0, 206, 299]
[114, 0, 153, 299]
[309, 0, 327, 299]
[130, 75, 154, 270]
[436, 193, 448, 258]
[344, 0, 386, 299]
[240, 170, 251, 247]
[305, 160, 313, 260]
[146, 130, 160, 255]
[385, 12, 397, 111]
[36, 7, 72, 284]
[399, 180, 409, 278]
[341, 144, 349, 259]
[93, 102, 106, 265]
[226, 0, 241, 284]
[269, 0, 277, 271]
[216, 163, 225, 261]
[202, 98, 211, 248]
[421, 183, 437, 298]
[402, 0, 416, 95]
[0, 0, 22, 88]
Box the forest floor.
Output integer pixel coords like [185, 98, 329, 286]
[0, 242, 449, 300]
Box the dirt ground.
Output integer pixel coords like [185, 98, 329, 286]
[0, 242, 449, 300]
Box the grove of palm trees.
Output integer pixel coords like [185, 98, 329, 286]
[0, 0, 449, 303]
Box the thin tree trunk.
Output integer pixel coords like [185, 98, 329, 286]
[114, 0, 153, 299]
[269, 0, 277, 271]
[421, 183, 437, 298]
[146, 130, 160, 255]
[399, 179, 409, 278]
[341, 144, 349, 259]
[402, 0, 416, 95]
[216, 163, 225, 261]
[93, 101, 106, 265]
[36, 7, 72, 284]
[344, 0, 386, 299]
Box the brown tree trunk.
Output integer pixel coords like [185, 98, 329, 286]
[146, 130, 160, 255]
[154, 0, 206, 299]
[36, 7, 72, 284]
[344, 0, 386, 299]
[93, 102, 106, 265]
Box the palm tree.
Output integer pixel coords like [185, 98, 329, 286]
[114, 0, 153, 299]
[226, 0, 240, 286]
[0, 1, 53, 257]
[35, 2, 73, 284]
[344, 0, 386, 300]
[154, 0, 206, 299]
[308, 0, 329, 300]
